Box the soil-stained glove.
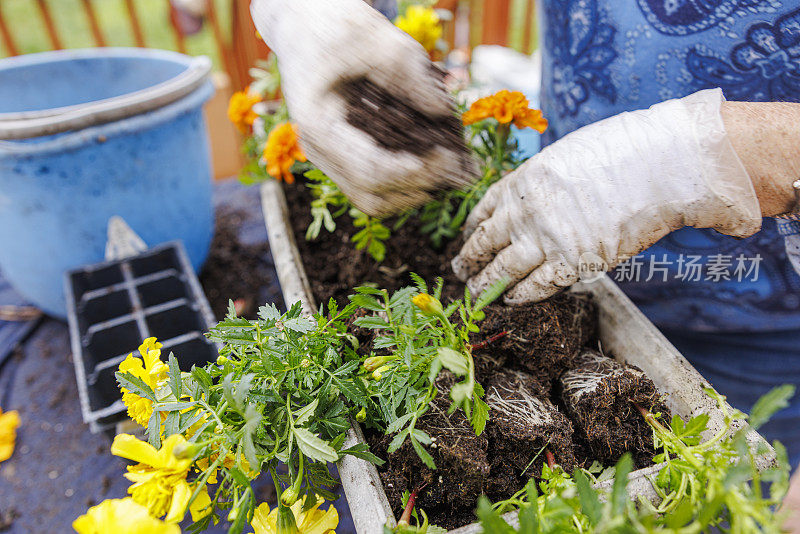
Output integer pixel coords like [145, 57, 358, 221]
[452, 89, 762, 304]
[250, 0, 475, 217]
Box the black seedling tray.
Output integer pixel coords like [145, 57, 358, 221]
[65, 241, 218, 434]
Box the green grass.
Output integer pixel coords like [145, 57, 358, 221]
[0, 0, 232, 69]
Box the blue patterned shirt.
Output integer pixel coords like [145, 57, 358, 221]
[539, 0, 800, 332]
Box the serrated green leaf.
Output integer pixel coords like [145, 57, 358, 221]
[258, 303, 281, 322]
[349, 294, 384, 312]
[437, 347, 469, 375]
[147, 409, 161, 448]
[749, 384, 795, 430]
[610, 453, 633, 515]
[386, 413, 414, 435]
[410, 437, 436, 469]
[471, 396, 488, 436]
[283, 317, 316, 333]
[115, 371, 156, 402]
[340, 443, 385, 466]
[293, 427, 338, 463]
[387, 429, 409, 454]
[353, 316, 389, 329]
[168, 352, 181, 399]
[293, 399, 319, 427]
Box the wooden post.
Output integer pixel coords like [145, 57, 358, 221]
[81, 0, 106, 47]
[0, 5, 19, 56]
[206, 0, 238, 87]
[521, 0, 535, 53]
[124, 0, 146, 47]
[166, 0, 187, 54]
[35, 0, 63, 50]
[481, 0, 511, 46]
[230, 0, 271, 90]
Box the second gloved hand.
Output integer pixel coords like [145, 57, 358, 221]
[452, 89, 763, 304]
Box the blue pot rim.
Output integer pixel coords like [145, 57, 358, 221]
[0, 48, 214, 156]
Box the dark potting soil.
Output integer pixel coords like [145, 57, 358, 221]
[282, 180, 666, 528]
[336, 76, 470, 161]
[283, 179, 466, 305]
[559, 350, 670, 468]
[368, 373, 492, 529]
[199, 205, 285, 320]
[473, 297, 597, 385]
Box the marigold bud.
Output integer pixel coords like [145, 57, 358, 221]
[363, 355, 392, 372]
[372, 364, 392, 381]
[301, 358, 311, 368]
[281, 486, 300, 507]
[412, 293, 443, 316]
[216, 355, 228, 365]
[227, 506, 239, 522]
[356, 407, 367, 422]
[172, 441, 200, 460]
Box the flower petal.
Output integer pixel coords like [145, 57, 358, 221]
[251, 502, 278, 534]
[164, 479, 191, 523]
[189, 485, 213, 522]
[111, 434, 160, 466]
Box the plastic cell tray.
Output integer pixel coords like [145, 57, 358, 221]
[65, 241, 218, 434]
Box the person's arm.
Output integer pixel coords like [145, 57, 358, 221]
[451, 89, 800, 303]
[722, 101, 800, 216]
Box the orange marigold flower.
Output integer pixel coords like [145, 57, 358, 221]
[263, 122, 307, 184]
[462, 90, 548, 133]
[228, 90, 262, 134]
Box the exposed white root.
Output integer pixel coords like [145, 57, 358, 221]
[561, 349, 645, 400]
[487, 382, 553, 427]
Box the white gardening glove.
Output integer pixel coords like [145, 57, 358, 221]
[452, 89, 762, 304]
[250, 0, 476, 217]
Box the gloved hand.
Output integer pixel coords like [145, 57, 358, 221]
[250, 0, 475, 217]
[452, 89, 763, 304]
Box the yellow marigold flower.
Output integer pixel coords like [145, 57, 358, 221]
[0, 407, 20, 464]
[228, 90, 262, 134]
[195, 451, 256, 484]
[119, 337, 169, 427]
[111, 434, 211, 523]
[73, 498, 180, 534]
[251, 496, 339, 534]
[263, 122, 307, 184]
[412, 293, 443, 316]
[395, 5, 442, 53]
[462, 90, 548, 132]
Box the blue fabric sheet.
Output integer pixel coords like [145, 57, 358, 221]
[538, 0, 800, 469]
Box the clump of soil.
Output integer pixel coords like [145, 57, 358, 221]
[484, 369, 576, 497]
[559, 350, 669, 467]
[371, 369, 579, 528]
[370, 374, 491, 529]
[472, 295, 597, 383]
[336, 76, 470, 161]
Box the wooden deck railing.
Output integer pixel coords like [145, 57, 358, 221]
[0, 0, 536, 90]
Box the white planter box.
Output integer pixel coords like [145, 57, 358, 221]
[260, 180, 775, 534]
